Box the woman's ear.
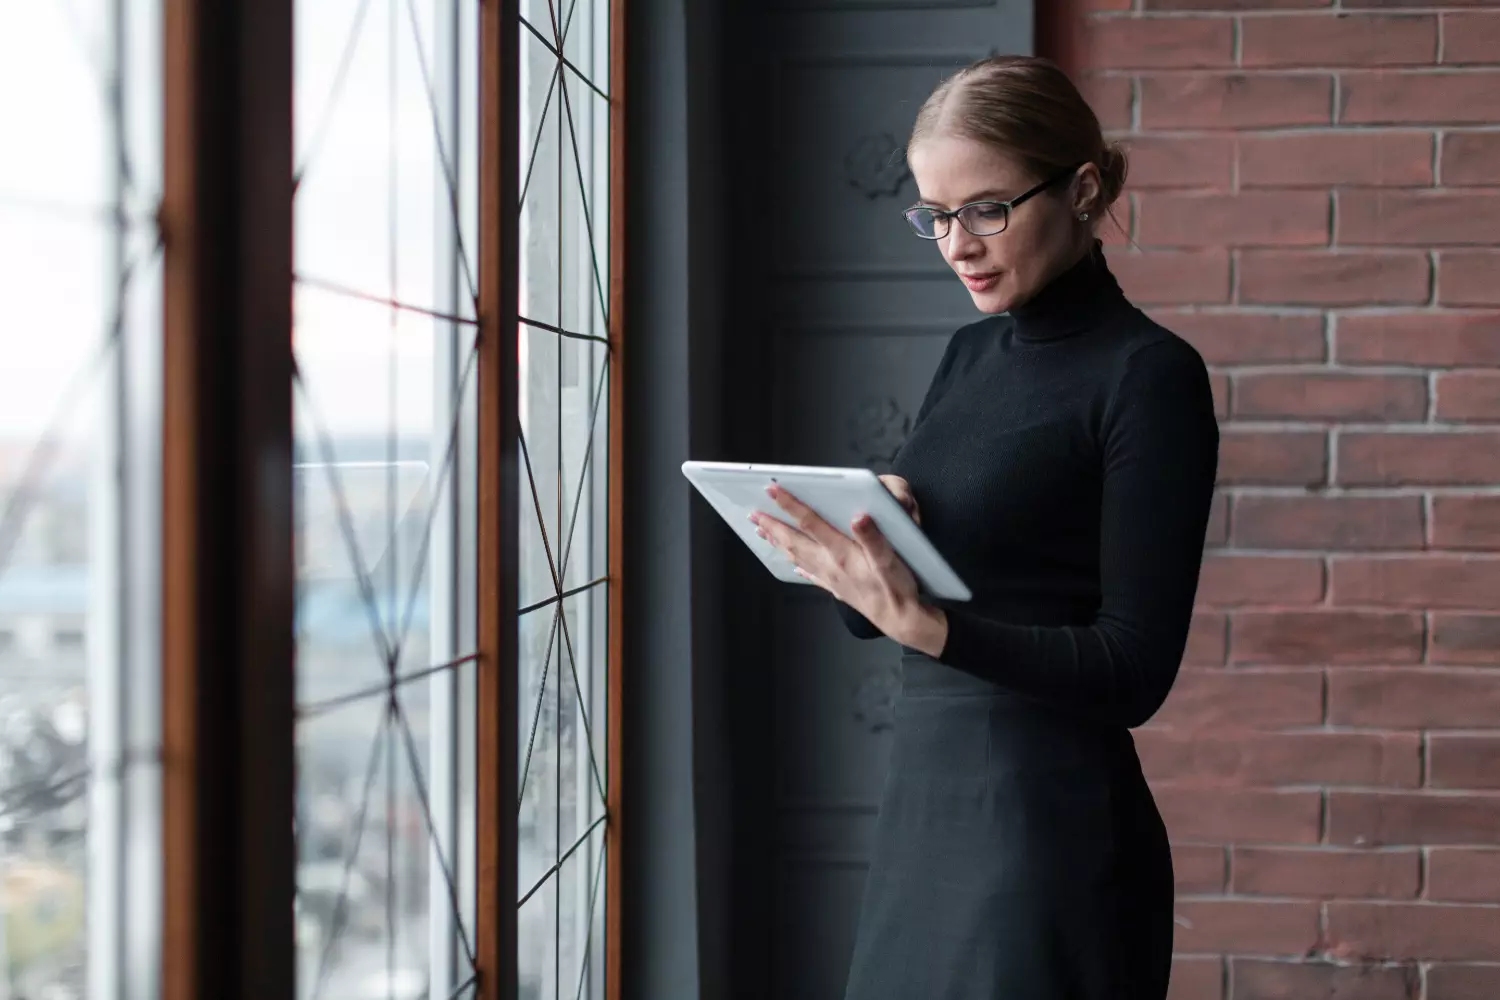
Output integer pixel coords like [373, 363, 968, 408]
[1071, 163, 1102, 217]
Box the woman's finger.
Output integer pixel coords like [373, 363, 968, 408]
[879, 475, 921, 524]
[851, 513, 905, 577]
[754, 511, 824, 575]
[794, 566, 831, 591]
[767, 484, 851, 552]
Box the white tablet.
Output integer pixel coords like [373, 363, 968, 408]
[681, 460, 972, 602]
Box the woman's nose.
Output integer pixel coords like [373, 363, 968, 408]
[944, 224, 983, 260]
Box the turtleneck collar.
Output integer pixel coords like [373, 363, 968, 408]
[1008, 241, 1128, 343]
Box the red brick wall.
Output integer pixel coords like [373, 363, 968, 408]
[1042, 4, 1500, 998]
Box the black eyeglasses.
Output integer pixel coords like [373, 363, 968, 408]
[902, 164, 1083, 240]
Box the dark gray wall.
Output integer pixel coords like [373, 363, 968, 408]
[621, 0, 732, 997]
[625, 2, 1031, 998]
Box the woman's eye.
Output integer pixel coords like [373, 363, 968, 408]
[973, 205, 1007, 220]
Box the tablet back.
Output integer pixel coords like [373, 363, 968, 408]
[681, 461, 971, 602]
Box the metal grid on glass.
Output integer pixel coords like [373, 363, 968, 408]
[291, 0, 482, 998]
[0, 2, 163, 997]
[516, 0, 611, 994]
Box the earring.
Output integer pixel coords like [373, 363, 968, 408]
[1079, 212, 1090, 222]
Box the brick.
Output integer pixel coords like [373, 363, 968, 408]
[1084, 74, 1133, 132]
[1169, 957, 1223, 1000]
[1328, 792, 1500, 847]
[1442, 13, 1500, 65]
[1232, 611, 1424, 665]
[1441, 133, 1500, 186]
[1233, 848, 1421, 900]
[1327, 902, 1500, 961]
[1137, 731, 1419, 787]
[1240, 132, 1433, 189]
[1174, 844, 1227, 894]
[1440, 253, 1500, 307]
[1205, 492, 1229, 548]
[1123, 136, 1233, 191]
[1233, 496, 1424, 551]
[1432, 498, 1500, 550]
[1233, 373, 1427, 422]
[1160, 311, 1326, 365]
[1153, 669, 1325, 731]
[1159, 788, 1323, 843]
[1339, 432, 1500, 487]
[1430, 614, 1500, 665]
[1146, 0, 1329, 8]
[1329, 670, 1500, 729]
[1428, 849, 1500, 903]
[1240, 252, 1430, 307]
[1340, 192, 1500, 247]
[1330, 556, 1500, 611]
[1173, 899, 1321, 955]
[1347, 0, 1496, 6]
[1086, 17, 1233, 70]
[1186, 611, 1228, 665]
[1111, 251, 1231, 305]
[1429, 737, 1500, 792]
[1219, 431, 1327, 487]
[1232, 960, 1418, 1000]
[1241, 14, 1436, 68]
[1138, 192, 1329, 249]
[1341, 72, 1500, 126]
[1210, 372, 1230, 420]
[1427, 964, 1500, 1000]
[1197, 555, 1325, 607]
[1336, 312, 1500, 367]
[1436, 373, 1500, 423]
[1140, 74, 1333, 130]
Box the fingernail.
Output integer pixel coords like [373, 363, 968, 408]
[756, 529, 767, 540]
[765, 485, 777, 498]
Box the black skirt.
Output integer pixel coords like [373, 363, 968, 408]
[842, 654, 1175, 1000]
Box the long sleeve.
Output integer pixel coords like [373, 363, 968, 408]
[934, 338, 1219, 728]
[834, 325, 971, 640]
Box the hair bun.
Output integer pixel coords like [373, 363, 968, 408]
[1097, 142, 1129, 208]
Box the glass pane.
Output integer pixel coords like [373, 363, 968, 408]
[560, 823, 607, 1000]
[520, 322, 562, 611]
[518, 0, 610, 989]
[518, 874, 555, 1000]
[520, 28, 561, 330]
[587, 584, 608, 797]
[517, 604, 559, 895]
[0, 1, 162, 996]
[558, 341, 607, 595]
[561, 0, 599, 92]
[559, 87, 607, 344]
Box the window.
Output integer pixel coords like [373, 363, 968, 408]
[0, 2, 162, 998]
[2, 1, 620, 995]
[292, 1, 480, 998]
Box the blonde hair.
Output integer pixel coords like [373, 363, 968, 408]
[909, 55, 1127, 217]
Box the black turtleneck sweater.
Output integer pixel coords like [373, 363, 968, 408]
[837, 248, 1220, 729]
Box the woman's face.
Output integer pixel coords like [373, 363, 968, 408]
[907, 135, 1095, 315]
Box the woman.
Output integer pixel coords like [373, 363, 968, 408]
[749, 56, 1219, 999]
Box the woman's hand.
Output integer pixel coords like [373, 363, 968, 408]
[749, 483, 948, 656]
[880, 474, 921, 525]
